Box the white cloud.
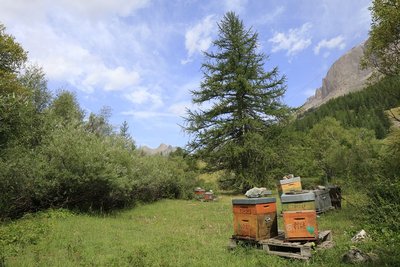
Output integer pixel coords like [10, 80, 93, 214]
[121, 110, 175, 119]
[83, 66, 140, 92]
[124, 87, 163, 107]
[269, 23, 312, 56]
[183, 15, 216, 62]
[223, 0, 248, 13]
[180, 58, 193, 65]
[314, 35, 346, 55]
[16, 23, 141, 93]
[57, 0, 149, 19]
[168, 102, 192, 117]
[0, 0, 149, 23]
[0, 0, 159, 94]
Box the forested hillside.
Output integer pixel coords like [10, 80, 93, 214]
[295, 75, 400, 138]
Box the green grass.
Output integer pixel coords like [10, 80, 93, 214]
[0, 192, 388, 266]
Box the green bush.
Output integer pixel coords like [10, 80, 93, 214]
[0, 124, 198, 219]
[130, 155, 197, 203]
[365, 129, 400, 232]
[0, 147, 48, 218]
[362, 129, 400, 264]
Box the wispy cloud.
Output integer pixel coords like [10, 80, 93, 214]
[268, 23, 312, 57]
[57, 0, 150, 18]
[0, 0, 150, 22]
[168, 102, 193, 117]
[82, 66, 140, 92]
[0, 1, 152, 94]
[121, 110, 175, 119]
[182, 15, 216, 64]
[223, 0, 248, 13]
[255, 6, 285, 25]
[124, 87, 163, 107]
[314, 35, 346, 55]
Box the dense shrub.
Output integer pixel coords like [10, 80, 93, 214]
[360, 129, 400, 264]
[365, 129, 400, 234]
[0, 124, 198, 219]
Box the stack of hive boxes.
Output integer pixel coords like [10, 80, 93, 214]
[281, 191, 318, 241]
[232, 197, 278, 241]
[279, 177, 319, 241]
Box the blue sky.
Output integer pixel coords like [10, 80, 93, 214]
[0, 0, 372, 148]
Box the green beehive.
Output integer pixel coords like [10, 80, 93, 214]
[281, 191, 315, 211]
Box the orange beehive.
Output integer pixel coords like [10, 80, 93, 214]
[232, 198, 278, 241]
[283, 210, 318, 241]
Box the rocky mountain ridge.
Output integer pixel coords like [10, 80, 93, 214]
[302, 41, 374, 111]
[139, 143, 177, 156]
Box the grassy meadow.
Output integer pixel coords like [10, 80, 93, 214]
[0, 190, 384, 267]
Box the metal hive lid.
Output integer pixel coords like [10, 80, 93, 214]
[281, 191, 315, 203]
[232, 197, 276, 205]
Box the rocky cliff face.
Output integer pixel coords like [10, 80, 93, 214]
[302, 42, 374, 111]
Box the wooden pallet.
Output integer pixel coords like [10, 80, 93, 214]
[260, 230, 333, 260]
[229, 230, 333, 260]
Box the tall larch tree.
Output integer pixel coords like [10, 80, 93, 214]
[184, 12, 289, 190]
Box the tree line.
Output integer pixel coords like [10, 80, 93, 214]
[295, 75, 400, 138]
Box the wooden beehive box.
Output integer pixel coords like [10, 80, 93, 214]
[232, 198, 278, 241]
[283, 210, 318, 241]
[281, 191, 316, 212]
[279, 177, 302, 194]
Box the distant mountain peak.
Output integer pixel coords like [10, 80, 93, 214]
[139, 143, 177, 156]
